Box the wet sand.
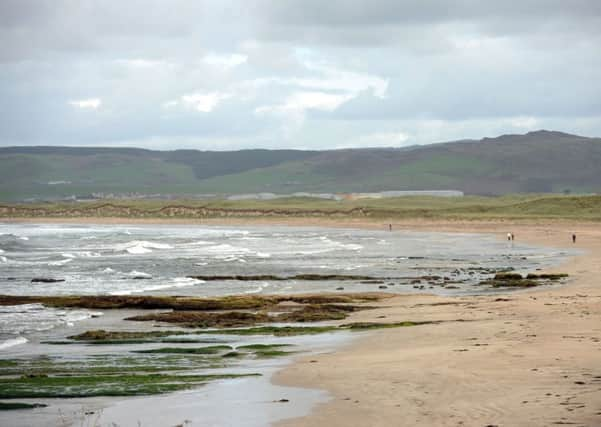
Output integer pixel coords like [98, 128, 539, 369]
[3, 217, 600, 425]
[273, 222, 601, 427]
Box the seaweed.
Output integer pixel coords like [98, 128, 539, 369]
[0, 373, 260, 399]
[0, 402, 47, 410]
[133, 345, 233, 355]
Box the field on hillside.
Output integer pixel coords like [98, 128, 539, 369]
[2, 131, 600, 201]
[1, 195, 600, 221]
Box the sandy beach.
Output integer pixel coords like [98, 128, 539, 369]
[2, 217, 600, 426]
[270, 221, 601, 427]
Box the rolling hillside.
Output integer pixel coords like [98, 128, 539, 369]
[1, 130, 600, 201]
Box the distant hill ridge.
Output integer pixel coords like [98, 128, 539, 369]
[1, 130, 599, 201]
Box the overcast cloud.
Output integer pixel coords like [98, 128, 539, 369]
[0, 0, 600, 149]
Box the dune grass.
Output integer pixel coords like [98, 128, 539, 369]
[1, 194, 600, 221]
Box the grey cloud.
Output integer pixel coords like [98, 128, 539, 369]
[0, 0, 600, 148]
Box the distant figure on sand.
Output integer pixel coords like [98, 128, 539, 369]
[572, 233, 576, 243]
[511, 233, 515, 241]
[507, 233, 512, 241]
[389, 224, 392, 231]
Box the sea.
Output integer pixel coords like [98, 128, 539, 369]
[0, 222, 575, 426]
[0, 222, 572, 350]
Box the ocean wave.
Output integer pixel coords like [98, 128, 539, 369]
[0, 233, 31, 251]
[62, 251, 101, 258]
[214, 255, 247, 263]
[204, 244, 252, 255]
[184, 240, 213, 246]
[126, 270, 152, 279]
[110, 277, 204, 295]
[115, 240, 173, 255]
[0, 336, 28, 350]
[243, 282, 271, 294]
[0, 304, 103, 339]
[287, 236, 363, 255]
[0, 256, 6, 263]
[47, 258, 74, 266]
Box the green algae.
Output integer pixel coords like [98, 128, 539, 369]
[0, 402, 47, 410]
[68, 330, 189, 341]
[0, 373, 260, 399]
[133, 345, 233, 355]
[0, 353, 226, 378]
[340, 321, 437, 330]
[236, 343, 295, 358]
[222, 351, 243, 358]
[43, 338, 221, 345]
[252, 349, 294, 358]
[198, 325, 339, 336]
[237, 344, 292, 350]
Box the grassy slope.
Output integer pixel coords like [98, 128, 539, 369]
[2, 194, 601, 221]
[0, 154, 201, 199]
[1, 131, 600, 200]
[192, 135, 601, 194]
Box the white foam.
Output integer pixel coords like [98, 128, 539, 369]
[243, 282, 270, 294]
[187, 240, 213, 246]
[0, 336, 28, 350]
[0, 304, 103, 339]
[116, 240, 173, 254]
[47, 258, 73, 266]
[127, 270, 153, 279]
[255, 252, 271, 258]
[204, 244, 251, 255]
[172, 277, 205, 286]
[78, 251, 101, 258]
[18, 236, 29, 241]
[110, 277, 203, 295]
[0, 256, 6, 263]
[65, 311, 103, 326]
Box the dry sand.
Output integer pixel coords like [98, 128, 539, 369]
[271, 221, 601, 427]
[3, 217, 600, 425]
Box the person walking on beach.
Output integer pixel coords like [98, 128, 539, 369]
[511, 233, 515, 241]
[572, 233, 576, 243]
[507, 232, 512, 241]
[389, 224, 392, 232]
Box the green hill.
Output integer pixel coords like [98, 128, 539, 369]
[1, 130, 600, 201]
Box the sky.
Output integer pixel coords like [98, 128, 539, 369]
[0, 0, 600, 150]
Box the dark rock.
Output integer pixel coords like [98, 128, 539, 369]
[31, 278, 65, 283]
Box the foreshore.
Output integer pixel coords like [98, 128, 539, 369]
[2, 217, 600, 426]
[271, 221, 601, 427]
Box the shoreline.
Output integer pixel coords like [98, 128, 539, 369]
[269, 221, 601, 427]
[1, 217, 599, 426]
